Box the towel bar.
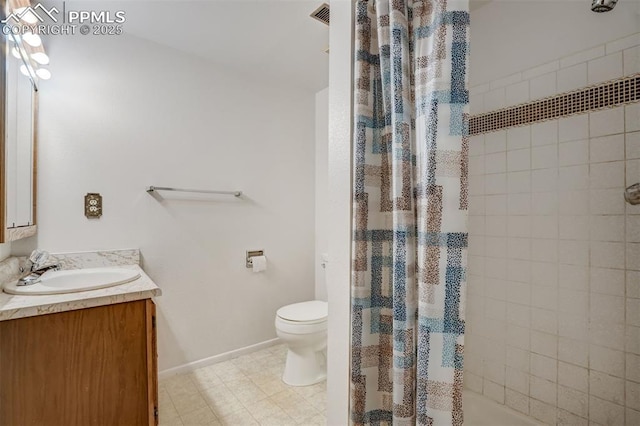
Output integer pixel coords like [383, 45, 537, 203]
[146, 186, 242, 197]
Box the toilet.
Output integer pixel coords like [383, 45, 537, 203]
[275, 300, 328, 386]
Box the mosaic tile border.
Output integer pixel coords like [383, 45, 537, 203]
[470, 73, 640, 135]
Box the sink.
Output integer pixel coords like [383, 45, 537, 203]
[3, 267, 141, 295]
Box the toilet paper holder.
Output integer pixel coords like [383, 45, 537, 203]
[246, 250, 265, 268]
[625, 183, 640, 205]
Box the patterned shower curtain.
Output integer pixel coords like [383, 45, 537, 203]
[351, 0, 469, 425]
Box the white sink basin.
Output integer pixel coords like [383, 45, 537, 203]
[3, 267, 141, 295]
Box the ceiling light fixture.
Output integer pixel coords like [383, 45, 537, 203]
[7, 2, 52, 83]
[13, 6, 39, 24]
[30, 52, 49, 65]
[35, 68, 51, 80]
[22, 32, 41, 47]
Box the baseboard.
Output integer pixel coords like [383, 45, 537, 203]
[158, 338, 281, 380]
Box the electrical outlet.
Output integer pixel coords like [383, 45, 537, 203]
[84, 193, 102, 218]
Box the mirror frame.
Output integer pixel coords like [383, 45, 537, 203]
[0, 0, 38, 243]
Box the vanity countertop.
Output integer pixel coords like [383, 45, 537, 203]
[0, 264, 161, 321]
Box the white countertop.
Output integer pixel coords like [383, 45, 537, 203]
[0, 264, 161, 321]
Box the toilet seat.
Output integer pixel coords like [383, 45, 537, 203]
[276, 316, 327, 334]
[276, 300, 328, 324]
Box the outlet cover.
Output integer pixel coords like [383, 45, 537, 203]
[84, 193, 102, 218]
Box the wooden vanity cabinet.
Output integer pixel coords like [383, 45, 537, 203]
[0, 299, 158, 425]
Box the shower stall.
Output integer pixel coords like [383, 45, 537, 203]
[461, 1, 640, 423]
[333, 0, 640, 424]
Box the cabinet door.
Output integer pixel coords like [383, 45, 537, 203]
[0, 300, 157, 425]
[146, 299, 159, 426]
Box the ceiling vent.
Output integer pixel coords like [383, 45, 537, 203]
[310, 3, 330, 26]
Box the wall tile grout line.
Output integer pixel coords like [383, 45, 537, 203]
[623, 103, 627, 426]
[586, 110, 592, 424]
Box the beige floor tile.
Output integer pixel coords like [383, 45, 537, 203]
[171, 392, 210, 417]
[223, 377, 254, 393]
[201, 386, 246, 418]
[161, 373, 193, 388]
[231, 355, 257, 369]
[263, 365, 285, 379]
[297, 413, 326, 425]
[159, 419, 185, 426]
[181, 407, 220, 426]
[293, 382, 326, 400]
[159, 388, 173, 403]
[248, 372, 274, 384]
[166, 344, 327, 424]
[278, 398, 320, 423]
[217, 407, 259, 426]
[252, 376, 291, 396]
[258, 411, 298, 426]
[209, 361, 247, 382]
[219, 371, 249, 383]
[159, 389, 181, 422]
[244, 398, 287, 420]
[305, 391, 327, 413]
[270, 389, 306, 407]
[237, 360, 271, 375]
[189, 367, 224, 391]
[231, 385, 269, 405]
[268, 353, 285, 362]
[263, 369, 283, 379]
[163, 374, 199, 397]
[207, 360, 235, 374]
[180, 406, 220, 426]
[262, 359, 286, 372]
[159, 402, 181, 423]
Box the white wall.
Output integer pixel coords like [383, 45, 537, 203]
[470, 0, 640, 87]
[327, 0, 353, 423]
[315, 88, 329, 302]
[31, 33, 316, 371]
[0, 243, 10, 261]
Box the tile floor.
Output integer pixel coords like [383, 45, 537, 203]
[159, 344, 327, 426]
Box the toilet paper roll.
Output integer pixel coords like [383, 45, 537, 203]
[252, 255, 267, 273]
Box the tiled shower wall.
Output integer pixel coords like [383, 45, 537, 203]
[464, 34, 640, 425]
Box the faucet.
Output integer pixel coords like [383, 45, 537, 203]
[17, 250, 61, 286]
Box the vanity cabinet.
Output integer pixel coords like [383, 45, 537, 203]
[0, 299, 158, 425]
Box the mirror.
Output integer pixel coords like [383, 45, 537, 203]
[0, 1, 37, 243]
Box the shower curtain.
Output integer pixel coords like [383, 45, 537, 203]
[351, 0, 469, 425]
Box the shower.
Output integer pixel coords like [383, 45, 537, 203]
[591, 0, 618, 12]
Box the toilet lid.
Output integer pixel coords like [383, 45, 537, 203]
[277, 300, 328, 322]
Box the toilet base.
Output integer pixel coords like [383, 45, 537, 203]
[282, 347, 326, 387]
